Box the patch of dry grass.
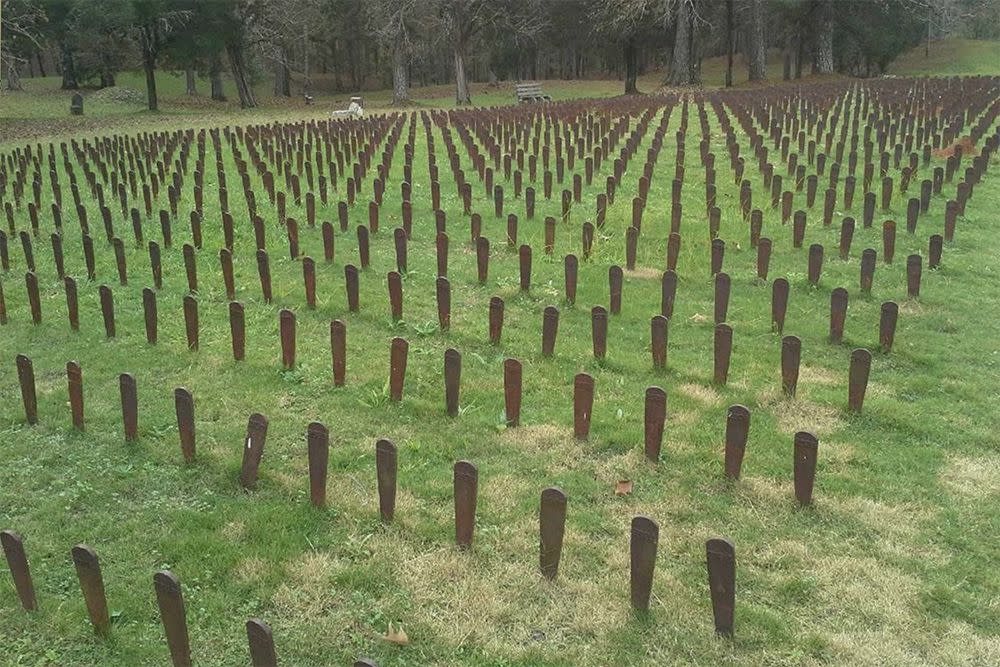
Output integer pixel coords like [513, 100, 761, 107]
[940, 454, 1000, 499]
[678, 383, 723, 406]
[761, 391, 845, 436]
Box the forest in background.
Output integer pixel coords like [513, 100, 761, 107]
[2, 0, 999, 110]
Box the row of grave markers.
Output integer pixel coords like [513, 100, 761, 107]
[2, 519, 738, 665]
[13, 346, 848, 507]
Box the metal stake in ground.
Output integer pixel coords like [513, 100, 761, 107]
[829, 288, 848, 343]
[174, 388, 195, 462]
[230, 302, 245, 361]
[661, 270, 678, 319]
[644, 387, 667, 462]
[592, 306, 608, 359]
[630, 516, 659, 612]
[542, 306, 559, 356]
[72, 544, 111, 636]
[879, 302, 898, 353]
[454, 460, 478, 549]
[564, 255, 578, 303]
[724, 405, 751, 479]
[503, 358, 522, 427]
[330, 320, 347, 386]
[793, 431, 819, 505]
[154, 570, 191, 667]
[714, 272, 730, 324]
[848, 348, 872, 412]
[247, 618, 278, 667]
[120, 373, 138, 442]
[1, 530, 37, 611]
[781, 335, 801, 397]
[436, 277, 451, 331]
[573, 373, 595, 440]
[67, 361, 84, 429]
[714, 324, 733, 385]
[376, 439, 397, 523]
[143, 288, 158, 344]
[444, 348, 461, 416]
[279, 309, 296, 369]
[651, 315, 669, 370]
[706, 538, 735, 637]
[16, 354, 38, 425]
[389, 338, 408, 402]
[539, 487, 567, 580]
[489, 297, 504, 345]
[307, 422, 329, 508]
[772, 278, 789, 334]
[240, 413, 269, 490]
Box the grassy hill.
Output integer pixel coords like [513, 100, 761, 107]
[888, 38, 1000, 76]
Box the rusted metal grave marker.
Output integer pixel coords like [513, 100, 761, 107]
[240, 413, 269, 490]
[573, 373, 595, 440]
[376, 439, 397, 523]
[793, 431, 818, 505]
[539, 487, 567, 580]
[630, 516, 659, 613]
[174, 388, 195, 462]
[724, 405, 750, 479]
[154, 570, 191, 667]
[706, 538, 736, 637]
[1, 530, 37, 611]
[71, 544, 111, 636]
[454, 460, 478, 549]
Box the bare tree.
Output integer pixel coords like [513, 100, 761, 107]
[725, 0, 735, 87]
[1, 0, 46, 92]
[434, 0, 505, 105]
[365, 0, 431, 105]
[131, 0, 191, 111]
[224, 0, 261, 108]
[590, 0, 671, 92]
[258, 0, 324, 98]
[747, 0, 767, 81]
[811, 0, 834, 74]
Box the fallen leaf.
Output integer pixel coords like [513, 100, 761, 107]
[614, 480, 633, 495]
[382, 622, 409, 646]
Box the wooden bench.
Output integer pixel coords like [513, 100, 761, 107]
[515, 82, 551, 103]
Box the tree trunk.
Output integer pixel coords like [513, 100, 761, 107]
[348, 39, 360, 90]
[210, 56, 226, 101]
[303, 30, 312, 94]
[688, 0, 701, 83]
[667, 0, 692, 85]
[624, 38, 638, 94]
[925, 5, 931, 57]
[795, 28, 804, 78]
[227, 42, 256, 108]
[5, 59, 23, 91]
[143, 58, 158, 111]
[747, 0, 767, 82]
[454, 46, 471, 105]
[813, 0, 834, 74]
[185, 68, 197, 95]
[725, 0, 735, 87]
[274, 49, 291, 97]
[35, 51, 47, 77]
[391, 41, 410, 105]
[60, 43, 78, 90]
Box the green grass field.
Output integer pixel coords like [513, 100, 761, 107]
[1, 43, 1000, 667]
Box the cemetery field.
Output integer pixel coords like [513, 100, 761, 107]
[2, 37, 995, 149]
[1, 75, 1000, 667]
